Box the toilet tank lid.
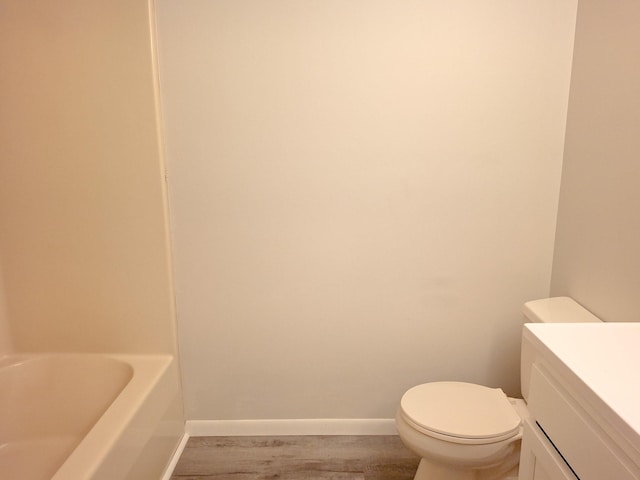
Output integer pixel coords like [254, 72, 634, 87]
[522, 297, 601, 323]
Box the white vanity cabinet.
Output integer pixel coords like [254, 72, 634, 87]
[519, 418, 576, 480]
[519, 323, 640, 480]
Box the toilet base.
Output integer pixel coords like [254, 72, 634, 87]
[414, 457, 473, 480]
[413, 457, 519, 480]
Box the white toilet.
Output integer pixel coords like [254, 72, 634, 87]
[396, 297, 601, 480]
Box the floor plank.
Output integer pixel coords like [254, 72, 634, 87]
[170, 436, 419, 480]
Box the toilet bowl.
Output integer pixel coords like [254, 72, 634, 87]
[396, 382, 526, 480]
[396, 297, 602, 480]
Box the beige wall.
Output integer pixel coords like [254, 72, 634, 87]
[551, 0, 640, 323]
[157, 0, 577, 420]
[0, 261, 10, 354]
[0, 0, 178, 354]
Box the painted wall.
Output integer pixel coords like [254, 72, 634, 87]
[551, 0, 640, 323]
[0, 0, 178, 354]
[0, 261, 10, 354]
[156, 0, 577, 420]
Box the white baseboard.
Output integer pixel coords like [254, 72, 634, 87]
[186, 418, 397, 437]
[160, 432, 189, 480]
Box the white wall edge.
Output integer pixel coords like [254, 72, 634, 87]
[186, 418, 397, 436]
[161, 432, 190, 480]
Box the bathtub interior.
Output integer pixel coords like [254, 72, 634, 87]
[0, 353, 183, 480]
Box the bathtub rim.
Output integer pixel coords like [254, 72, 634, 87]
[2, 352, 177, 480]
[53, 353, 175, 480]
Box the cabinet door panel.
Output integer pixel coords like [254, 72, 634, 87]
[528, 364, 639, 480]
[518, 419, 576, 480]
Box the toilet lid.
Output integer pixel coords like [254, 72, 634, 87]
[400, 382, 521, 442]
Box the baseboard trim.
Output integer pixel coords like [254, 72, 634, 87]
[160, 432, 189, 480]
[186, 418, 397, 436]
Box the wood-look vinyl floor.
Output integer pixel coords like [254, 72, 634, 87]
[170, 436, 420, 480]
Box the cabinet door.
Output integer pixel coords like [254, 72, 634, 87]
[519, 419, 577, 480]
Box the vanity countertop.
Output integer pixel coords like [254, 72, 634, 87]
[523, 322, 640, 462]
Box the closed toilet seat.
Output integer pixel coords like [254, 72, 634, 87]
[399, 382, 521, 445]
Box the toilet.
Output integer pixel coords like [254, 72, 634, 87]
[396, 297, 601, 480]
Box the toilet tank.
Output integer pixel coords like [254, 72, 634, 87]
[520, 297, 601, 401]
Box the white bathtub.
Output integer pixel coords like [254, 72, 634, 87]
[0, 353, 183, 480]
